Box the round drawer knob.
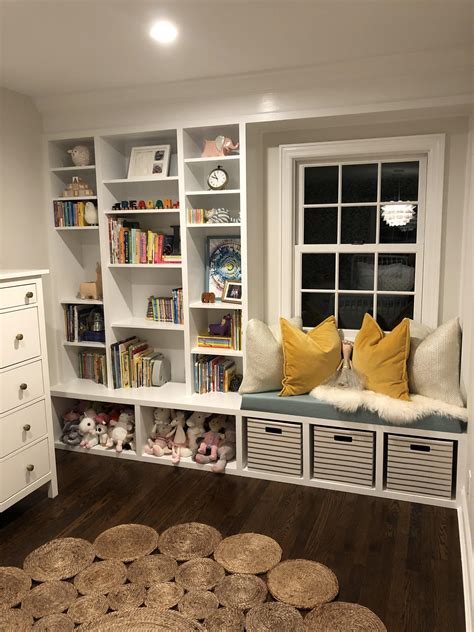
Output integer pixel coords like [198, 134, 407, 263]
[23, 424, 31, 432]
[20, 383, 28, 391]
[26, 291, 34, 299]
[26, 464, 35, 472]
[16, 333, 24, 341]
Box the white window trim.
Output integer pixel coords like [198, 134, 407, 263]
[280, 135, 445, 329]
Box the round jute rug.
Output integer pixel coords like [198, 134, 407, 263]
[93, 524, 159, 562]
[304, 601, 388, 631]
[23, 537, 95, 582]
[158, 522, 222, 561]
[76, 607, 204, 631]
[32, 612, 75, 631]
[204, 607, 245, 632]
[127, 554, 177, 586]
[214, 532, 282, 574]
[246, 601, 305, 632]
[0, 566, 31, 608]
[74, 559, 127, 595]
[175, 556, 225, 591]
[214, 573, 268, 610]
[267, 559, 339, 609]
[21, 580, 77, 618]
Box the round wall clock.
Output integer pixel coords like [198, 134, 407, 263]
[207, 165, 229, 191]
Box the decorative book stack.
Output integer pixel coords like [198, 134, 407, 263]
[194, 356, 237, 394]
[108, 218, 181, 265]
[197, 312, 242, 350]
[146, 289, 184, 324]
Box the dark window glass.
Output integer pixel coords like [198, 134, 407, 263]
[377, 295, 414, 330]
[379, 206, 417, 243]
[342, 164, 378, 203]
[338, 294, 374, 329]
[304, 208, 337, 244]
[301, 292, 335, 328]
[339, 253, 375, 290]
[304, 166, 338, 204]
[377, 254, 415, 292]
[302, 254, 335, 289]
[341, 206, 376, 244]
[381, 161, 419, 201]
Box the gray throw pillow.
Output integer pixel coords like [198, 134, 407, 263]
[239, 317, 303, 394]
[408, 318, 463, 406]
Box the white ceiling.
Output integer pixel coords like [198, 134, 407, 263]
[0, 0, 472, 99]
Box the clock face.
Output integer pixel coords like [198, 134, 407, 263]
[208, 166, 228, 190]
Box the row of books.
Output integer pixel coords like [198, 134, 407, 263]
[108, 218, 181, 265]
[64, 305, 104, 343]
[111, 336, 162, 388]
[146, 289, 184, 324]
[54, 200, 91, 227]
[78, 351, 107, 385]
[186, 208, 208, 224]
[194, 356, 236, 394]
[197, 312, 242, 350]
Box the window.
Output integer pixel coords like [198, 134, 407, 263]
[281, 136, 445, 330]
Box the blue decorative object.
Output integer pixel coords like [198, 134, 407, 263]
[206, 236, 241, 299]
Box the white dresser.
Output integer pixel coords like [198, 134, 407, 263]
[0, 270, 58, 511]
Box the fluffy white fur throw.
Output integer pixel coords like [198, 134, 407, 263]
[310, 385, 468, 424]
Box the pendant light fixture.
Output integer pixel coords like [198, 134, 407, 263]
[381, 167, 416, 227]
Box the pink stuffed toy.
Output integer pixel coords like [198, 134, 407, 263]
[196, 415, 227, 463]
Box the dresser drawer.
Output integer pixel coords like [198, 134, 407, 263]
[247, 418, 302, 477]
[313, 426, 375, 487]
[0, 438, 50, 503]
[0, 308, 41, 368]
[0, 361, 44, 414]
[0, 283, 37, 310]
[385, 434, 455, 499]
[0, 400, 47, 458]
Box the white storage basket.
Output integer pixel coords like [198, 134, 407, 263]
[246, 418, 302, 477]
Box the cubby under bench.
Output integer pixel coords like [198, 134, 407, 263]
[240, 392, 467, 509]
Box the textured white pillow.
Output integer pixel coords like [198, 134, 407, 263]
[239, 317, 303, 394]
[408, 318, 464, 406]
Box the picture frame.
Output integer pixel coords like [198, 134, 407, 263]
[222, 280, 242, 304]
[127, 144, 171, 179]
[205, 236, 241, 300]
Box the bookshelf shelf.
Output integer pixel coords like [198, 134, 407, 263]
[55, 226, 99, 231]
[186, 189, 240, 196]
[191, 347, 243, 357]
[110, 318, 184, 331]
[60, 298, 103, 305]
[53, 196, 97, 201]
[105, 209, 179, 215]
[63, 340, 105, 348]
[189, 301, 243, 310]
[187, 223, 241, 229]
[103, 176, 179, 185]
[184, 155, 240, 164]
[108, 263, 182, 269]
[50, 165, 96, 173]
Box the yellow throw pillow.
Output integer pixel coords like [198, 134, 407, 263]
[280, 316, 341, 397]
[353, 314, 410, 400]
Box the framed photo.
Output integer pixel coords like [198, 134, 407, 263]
[127, 145, 171, 179]
[222, 280, 242, 304]
[206, 236, 241, 299]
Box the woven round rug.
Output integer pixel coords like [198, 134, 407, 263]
[0, 608, 34, 631]
[21, 580, 77, 618]
[108, 583, 146, 611]
[214, 533, 282, 574]
[214, 573, 268, 610]
[204, 607, 245, 632]
[23, 537, 95, 581]
[144, 581, 184, 609]
[0, 566, 31, 608]
[246, 602, 305, 632]
[74, 559, 127, 595]
[175, 557, 225, 591]
[127, 554, 177, 586]
[267, 559, 339, 609]
[93, 524, 159, 562]
[67, 594, 108, 624]
[33, 612, 75, 631]
[76, 608, 204, 631]
[304, 602, 387, 631]
[158, 522, 222, 560]
[178, 589, 219, 621]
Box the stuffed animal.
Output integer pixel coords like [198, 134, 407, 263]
[144, 408, 173, 457]
[106, 410, 134, 453]
[186, 411, 211, 455]
[196, 415, 227, 463]
[169, 410, 192, 464]
[60, 420, 81, 446]
[212, 425, 237, 473]
[78, 416, 98, 449]
[95, 421, 109, 447]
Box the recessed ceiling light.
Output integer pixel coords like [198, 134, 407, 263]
[150, 20, 178, 44]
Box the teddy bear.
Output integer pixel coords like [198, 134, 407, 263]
[106, 410, 134, 453]
[195, 415, 227, 463]
[212, 424, 237, 473]
[169, 410, 192, 464]
[186, 411, 211, 455]
[78, 416, 98, 449]
[144, 408, 173, 457]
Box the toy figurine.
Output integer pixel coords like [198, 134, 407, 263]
[209, 313, 232, 336]
[144, 408, 174, 457]
[130, 200, 137, 209]
[78, 415, 98, 449]
[146, 199, 154, 209]
[68, 145, 91, 166]
[173, 201, 180, 209]
[201, 292, 215, 304]
[155, 199, 164, 209]
[168, 411, 192, 464]
[112, 202, 122, 210]
[195, 415, 227, 463]
[106, 410, 134, 453]
[164, 199, 173, 209]
[325, 340, 365, 390]
[201, 136, 239, 158]
[121, 200, 130, 209]
[138, 200, 146, 209]
[186, 411, 211, 455]
[84, 202, 98, 225]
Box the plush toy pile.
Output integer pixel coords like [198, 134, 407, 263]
[145, 408, 236, 473]
[60, 401, 135, 453]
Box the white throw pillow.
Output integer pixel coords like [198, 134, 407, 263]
[239, 317, 303, 394]
[408, 318, 464, 406]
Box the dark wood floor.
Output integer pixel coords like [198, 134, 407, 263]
[0, 450, 465, 631]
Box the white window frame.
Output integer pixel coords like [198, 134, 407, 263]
[280, 135, 445, 329]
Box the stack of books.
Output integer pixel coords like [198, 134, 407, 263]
[187, 208, 207, 224]
[64, 305, 104, 343]
[197, 312, 242, 350]
[78, 351, 107, 385]
[108, 218, 181, 265]
[111, 337, 165, 388]
[146, 288, 183, 324]
[194, 356, 236, 393]
[54, 200, 89, 227]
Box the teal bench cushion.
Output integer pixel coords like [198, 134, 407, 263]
[240, 391, 467, 434]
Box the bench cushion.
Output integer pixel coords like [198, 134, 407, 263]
[241, 391, 467, 434]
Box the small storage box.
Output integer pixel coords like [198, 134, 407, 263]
[385, 434, 455, 499]
[313, 426, 375, 487]
[246, 418, 302, 477]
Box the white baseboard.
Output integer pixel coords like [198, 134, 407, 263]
[458, 486, 473, 632]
